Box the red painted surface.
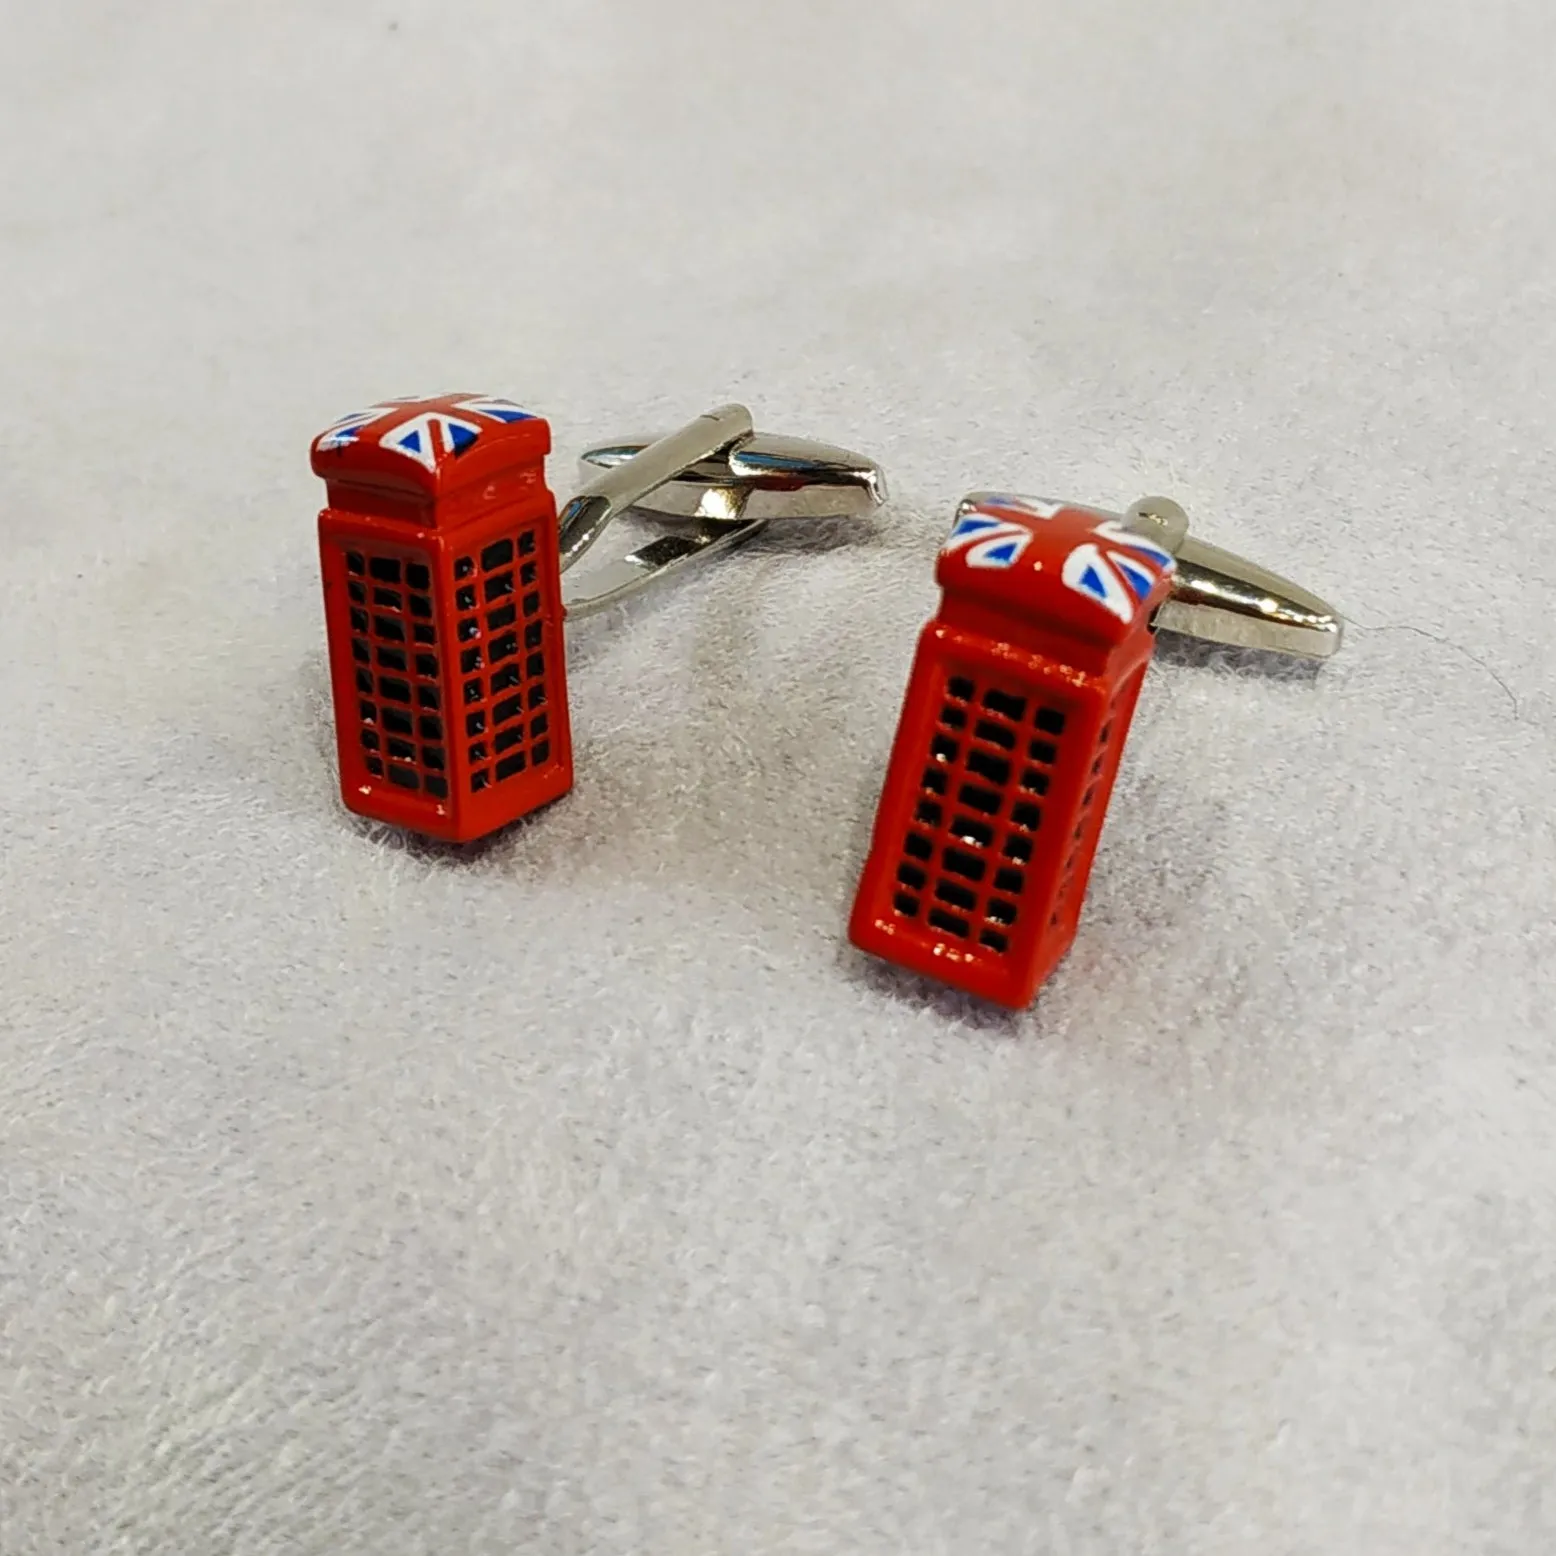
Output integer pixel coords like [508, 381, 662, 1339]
[311, 394, 572, 842]
[848, 495, 1176, 1007]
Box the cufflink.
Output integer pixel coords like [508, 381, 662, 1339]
[312, 395, 884, 842]
[848, 492, 1341, 1008]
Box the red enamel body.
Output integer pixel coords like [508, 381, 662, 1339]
[311, 393, 573, 842]
[848, 495, 1176, 1008]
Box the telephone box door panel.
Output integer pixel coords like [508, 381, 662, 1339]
[320, 531, 451, 835]
[1039, 656, 1151, 954]
[433, 504, 573, 841]
[849, 624, 1114, 1007]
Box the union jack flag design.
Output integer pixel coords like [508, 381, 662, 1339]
[972, 494, 1066, 522]
[942, 511, 1029, 570]
[318, 395, 539, 468]
[315, 399, 416, 452]
[1061, 519, 1176, 624]
[379, 412, 485, 472]
[942, 494, 1069, 569]
[452, 397, 536, 424]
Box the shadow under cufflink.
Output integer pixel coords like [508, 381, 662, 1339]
[845, 946, 1032, 1036]
[1150, 627, 1327, 684]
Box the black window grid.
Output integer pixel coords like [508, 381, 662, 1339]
[1046, 678, 1131, 929]
[345, 548, 447, 799]
[450, 527, 553, 794]
[890, 672, 1068, 956]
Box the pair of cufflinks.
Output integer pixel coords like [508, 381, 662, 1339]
[310, 394, 1341, 1008]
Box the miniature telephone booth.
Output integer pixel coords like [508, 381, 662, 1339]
[849, 495, 1176, 1008]
[311, 393, 573, 842]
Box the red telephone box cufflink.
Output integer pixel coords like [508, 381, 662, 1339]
[848, 492, 1341, 1009]
[311, 395, 884, 843]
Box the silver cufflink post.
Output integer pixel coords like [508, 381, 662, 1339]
[558, 405, 887, 618]
[1121, 496, 1342, 660]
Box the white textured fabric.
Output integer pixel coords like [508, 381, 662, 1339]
[3, 2, 1555, 1551]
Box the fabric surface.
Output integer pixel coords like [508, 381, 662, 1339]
[3, 2, 1554, 1551]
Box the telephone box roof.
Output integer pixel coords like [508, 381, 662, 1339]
[309, 393, 551, 511]
[935, 493, 1177, 647]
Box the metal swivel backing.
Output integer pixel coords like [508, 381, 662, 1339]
[557, 405, 887, 617]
